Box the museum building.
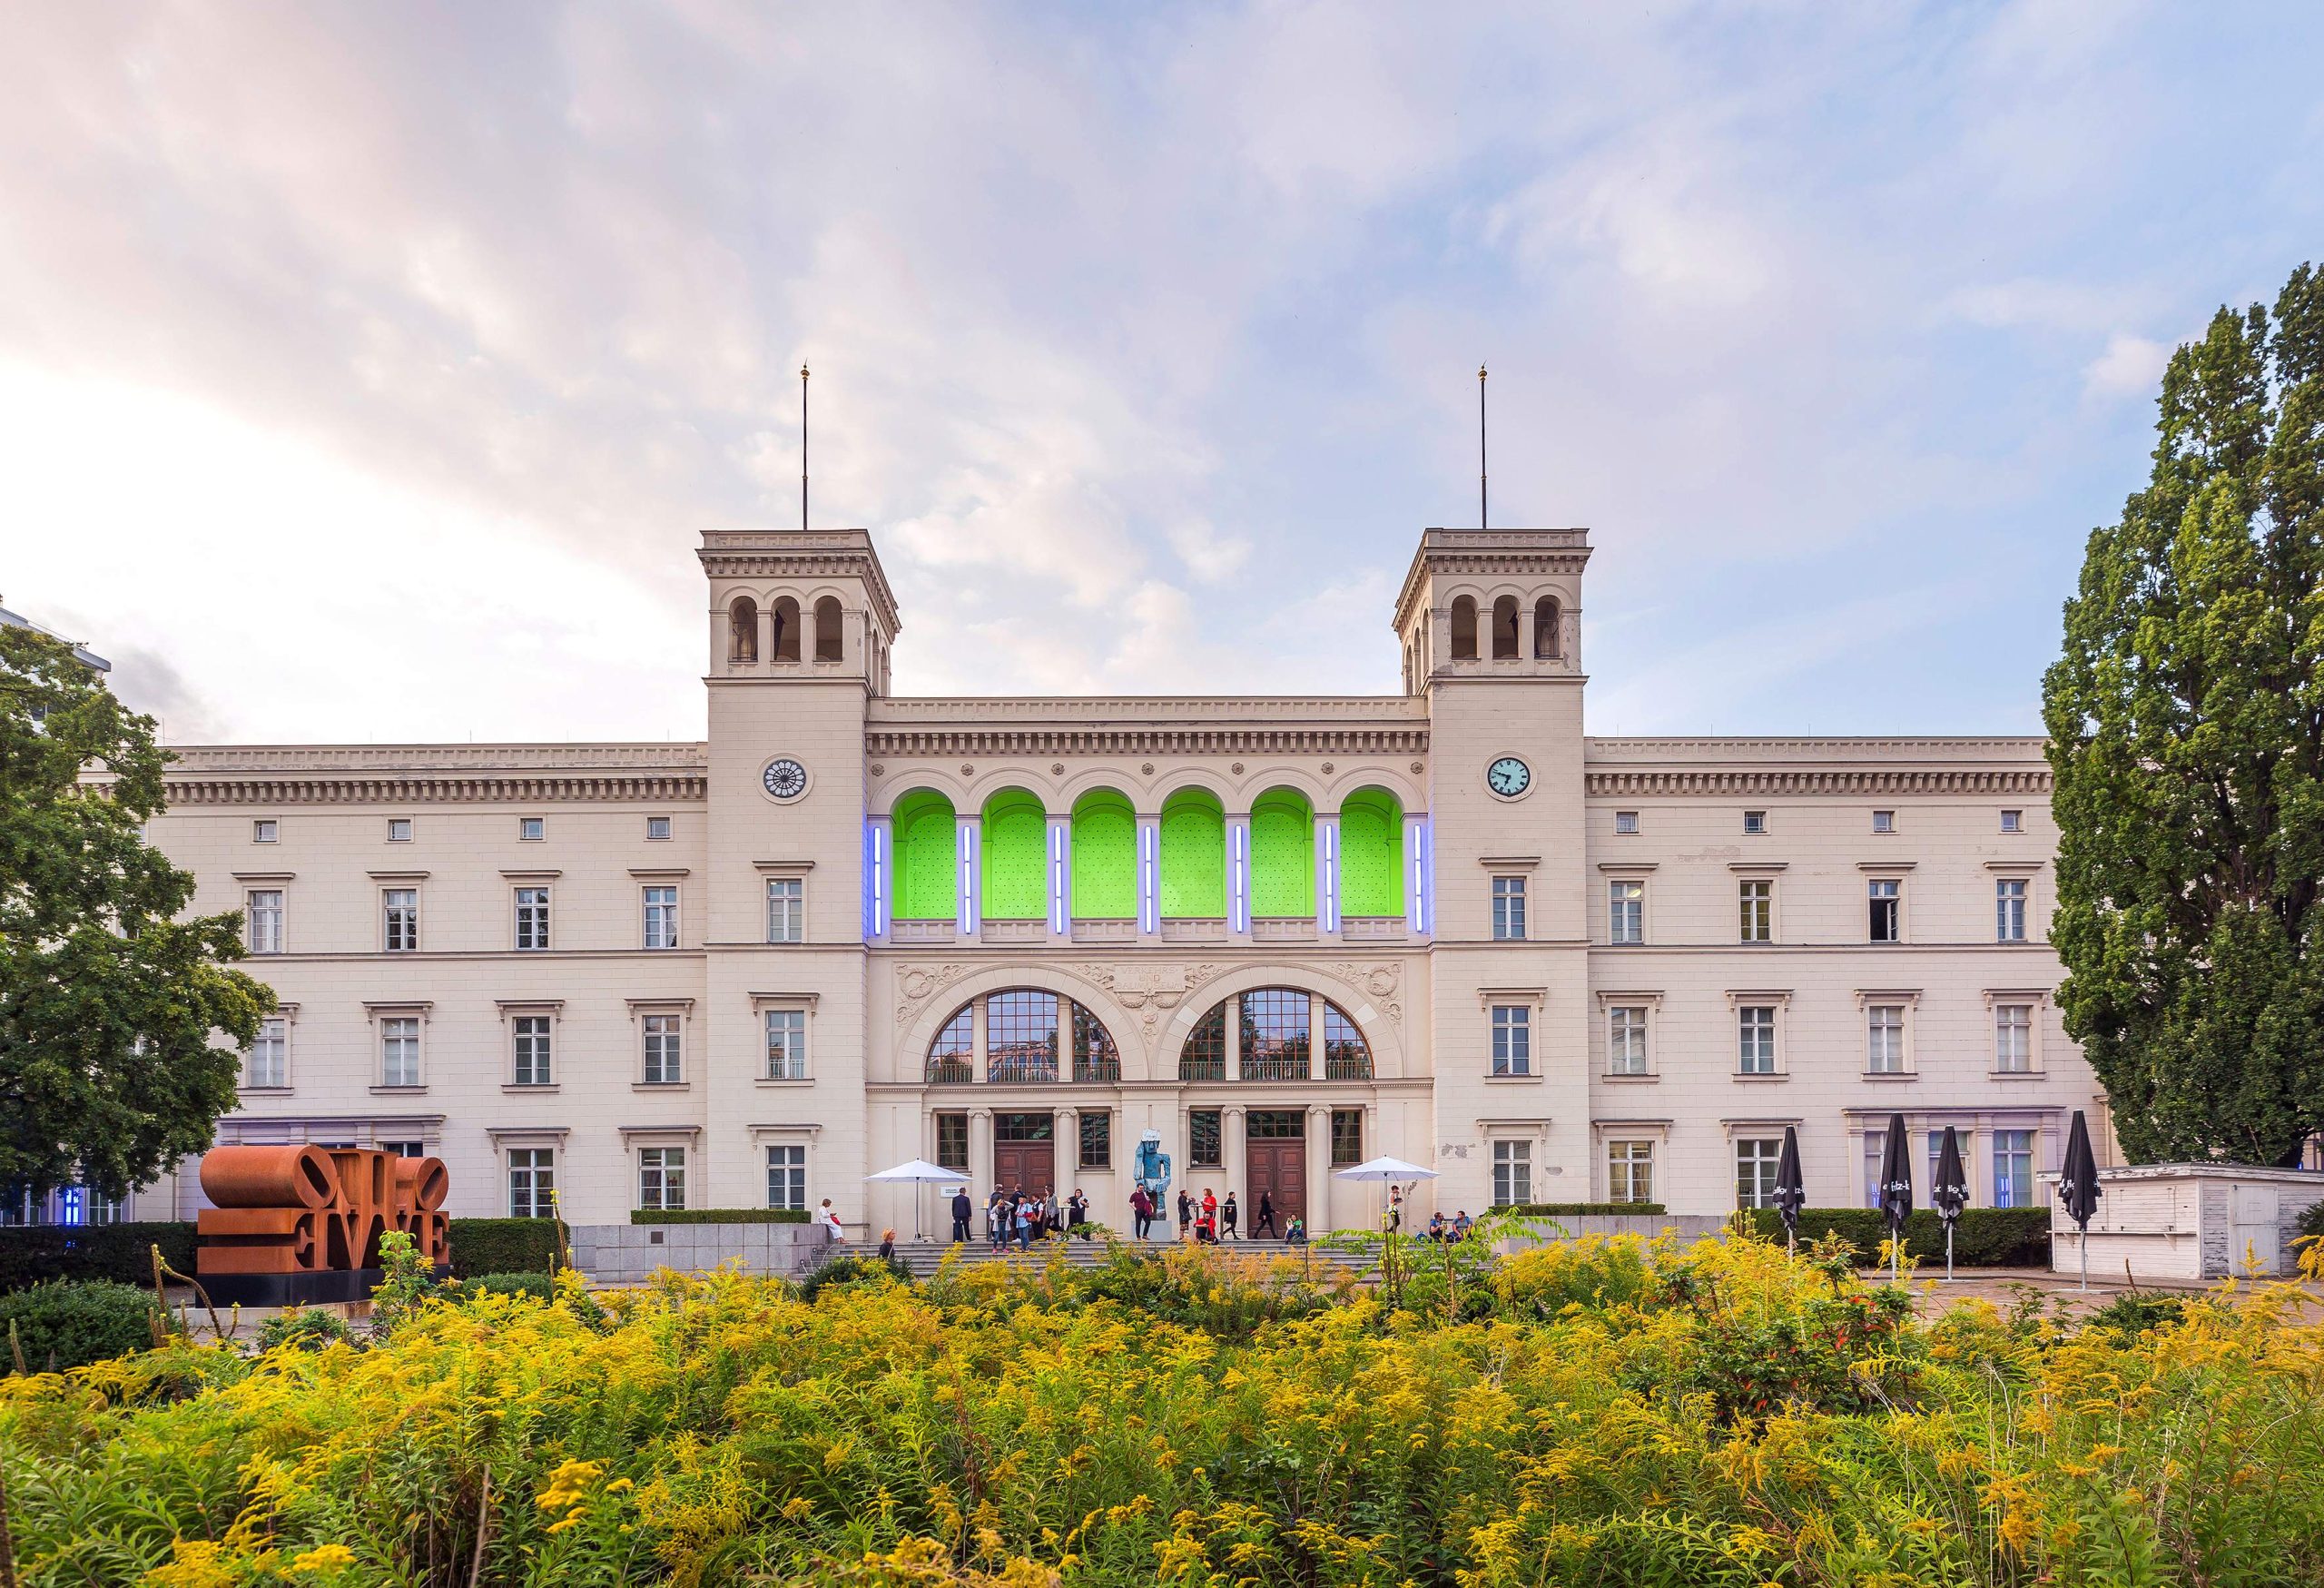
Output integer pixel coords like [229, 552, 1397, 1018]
[97, 525, 2093, 1231]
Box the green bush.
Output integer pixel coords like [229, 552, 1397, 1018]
[1505, 1203, 1669, 1218]
[255, 1307, 352, 1353]
[796, 1250, 912, 1303]
[2084, 1294, 2187, 1337]
[448, 1218, 560, 1277]
[628, 1208, 812, 1225]
[1738, 1207, 2050, 1267]
[0, 1222, 198, 1293]
[0, 1280, 164, 1372]
[459, 1272, 556, 1300]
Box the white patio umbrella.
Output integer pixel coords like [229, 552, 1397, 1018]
[1334, 1156, 1439, 1235]
[864, 1159, 963, 1241]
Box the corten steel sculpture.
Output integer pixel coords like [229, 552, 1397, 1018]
[196, 1144, 450, 1304]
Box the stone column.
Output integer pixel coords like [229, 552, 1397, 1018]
[1048, 815, 1071, 941]
[970, 1108, 994, 1198]
[1137, 813, 1161, 938]
[1306, 1103, 1334, 1233]
[1055, 1107, 1078, 1212]
[1222, 1104, 1247, 1202]
[1226, 814, 1253, 937]
[1226, 995, 1243, 1081]
[955, 815, 980, 937]
[1517, 603, 1535, 662]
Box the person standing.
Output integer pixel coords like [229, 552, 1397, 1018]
[1067, 1188, 1088, 1237]
[950, 1187, 973, 1245]
[987, 1189, 1008, 1250]
[1252, 1189, 1278, 1238]
[1130, 1185, 1153, 1240]
[1177, 1188, 1194, 1240]
[1221, 1191, 1241, 1241]
[1384, 1188, 1403, 1234]
[1015, 1191, 1036, 1250]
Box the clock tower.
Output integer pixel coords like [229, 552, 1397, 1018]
[1393, 528, 1594, 1215]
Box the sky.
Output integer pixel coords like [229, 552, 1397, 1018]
[3, 2, 2320, 745]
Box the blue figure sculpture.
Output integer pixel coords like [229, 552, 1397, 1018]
[1134, 1129, 1172, 1206]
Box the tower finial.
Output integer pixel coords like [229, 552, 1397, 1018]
[1478, 363, 1488, 533]
[800, 363, 810, 533]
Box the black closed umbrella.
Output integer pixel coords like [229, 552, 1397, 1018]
[2057, 1109, 2103, 1292]
[1932, 1126, 1970, 1281]
[1772, 1126, 1807, 1257]
[1877, 1112, 1914, 1283]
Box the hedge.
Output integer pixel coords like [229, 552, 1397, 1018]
[0, 1223, 198, 1294]
[1738, 1206, 2051, 1267]
[1503, 1203, 1669, 1218]
[628, 1208, 813, 1226]
[0, 1280, 166, 1372]
[448, 1218, 562, 1277]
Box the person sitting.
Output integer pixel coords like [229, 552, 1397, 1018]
[1285, 1215, 1308, 1247]
[1452, 1210, 1473, 1241]
[1426, 1210, 1446, 1242]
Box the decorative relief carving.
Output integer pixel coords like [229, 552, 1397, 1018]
[1331, 961, 1404, 1023]
[1073, 962, 1226, 1039]
[894, 963, 975, 1031]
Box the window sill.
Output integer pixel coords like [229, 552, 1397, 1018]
[1482, 1071, 1541, 1082]
[369, 1085, 428, 1095]
[757, 1077, 814, 1087]
[1861, 1070, 1918, 1081]
[239, 1086, 294, 1097]
[1730, 1071, 1788, 1082]
[1601, 1072, 1659, 1083]
[1987, 1070, 2043, 1080]
[634, 1080, 692, 1092]
[503, 1083, 559, 1094]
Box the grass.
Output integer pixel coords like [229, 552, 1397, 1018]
[3, 1234, 2322, 1584]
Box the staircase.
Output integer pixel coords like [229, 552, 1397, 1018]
[878, 1234, 1374, 1281]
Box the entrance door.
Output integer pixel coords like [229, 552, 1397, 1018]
[993, 1112, 1056, 1193]
[1246, 1110, 1307, 1229]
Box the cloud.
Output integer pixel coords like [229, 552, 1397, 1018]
[1167, 522, 1251, 583]
[2083, 333, 2171, 399]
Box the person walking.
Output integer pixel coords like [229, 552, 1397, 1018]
[1221, 1191, 1240, 1242]
[1251, 1189, 1278, 1238]
[1177, 1188, 1194, 1240]
[950, 1187, 973, 1245]
[1130, 1185, 1153, 1240]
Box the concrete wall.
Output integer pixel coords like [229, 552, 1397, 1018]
[2049, 1164, 2324, 1280]
[569, 1221, 832, 1286]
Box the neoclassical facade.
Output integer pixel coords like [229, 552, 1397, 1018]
[112, 526, 2098, 1231]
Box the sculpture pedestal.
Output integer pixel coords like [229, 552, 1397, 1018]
[196, 1264, 451, 1307]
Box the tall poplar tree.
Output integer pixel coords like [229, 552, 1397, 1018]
[0, 624, 273, 1198]
[2043, 262, 2324, 1164]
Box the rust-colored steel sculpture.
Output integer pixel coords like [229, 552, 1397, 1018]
[197, 1145, 449, 1300]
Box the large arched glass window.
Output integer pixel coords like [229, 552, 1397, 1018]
[1160, 787, 1226, 919]
[1450, 596, 1479, 660]
[1338, 787, 1404, 919]
[927, 989, 1119, 1085]
[1534, 595, 1561, 659]
[1177, 986, 1374, 1082]
[891, 790, 957, 922]
[1492, 595, 1521, 659]
[1071, 789, 1136, 919]
[981, 789, 1047, 920]
[1248, 787, 1314, 918]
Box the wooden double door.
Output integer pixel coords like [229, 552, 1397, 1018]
[1245, 1110, 1306, 1230]
[993, 1112, 1054, 1193]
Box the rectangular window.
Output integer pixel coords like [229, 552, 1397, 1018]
[246, 889, 283, 955]
[1866, 1004, 1906, 1072]
[642, 1013, 682, 1084]
[519, 816, 546, 841]
[379, 1017, 420, 1087]
[377, 1140, 424, 1159]
[1608, 1140, 1654, 1204]
[1078, 1110, 1111, 1170]
[1492, 1139, 1532, 1208]
[638, 1147, 686, 1212]
[646, 815, 673, 842]
[1867, 879, 1899, 943]
[1872, 809, 1895, 833]
[387, 817, 412, 843]
[383, 888, 419, 952]
[643, 885, 679, 949]
[1735, 1139, 1781, 1208]
[508, 1148, 555, 1218]
[1607, 1005, 1649, 1075]
[1994, 1004, 2033, 1072]
[935, 1112, 970, 1173]
[1737, 1005, 1776, 1073]
[1613, 810, 1640, 834]
[2000, 809, 2023, 833]
[1738, 880, 1772, 942]
[1927, 1130, 1971, 1208]
[764, 1009, 808, 1080]
[766, 877, 803, 943]
[252, 819, 278, 843]
[511, 1014, 553, 1086]
[1608, 879, 1643, 944]
[246, 1018, 287, 1089]
[1189, 1110, 1222, 1168]
[1994, 1129, 2035, 1208]
[1491, 875, 1527, 941]
[1331, 1108, 1364, 1168]
[766, 1144, 806, 1211]
[1996, 878, 2028, 942]
[1491, 1004, 1532, 1075]
[1742, 810, 1767, 835]
[515, 886, 551, 952]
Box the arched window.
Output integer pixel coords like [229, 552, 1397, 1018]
[1071, 789, 1136, 920]
[891, 789, 957, 922]
[728, 596, 759, 664]
[1248, 787, 1314, 918]
[1177, 986, 1373, 1082]
[771, 596, 802, 663]
[1492, 595, 1520, 659]
[1534, 595, 1561, 659]
[980, 788, 1047, 920]
[1159, 787, 1226, 919]
[928, 989, 1119, 1085]
[1338, 787, 1404, 918]
[1450, 596, 1479, 660]
[813, 596, 843, 663]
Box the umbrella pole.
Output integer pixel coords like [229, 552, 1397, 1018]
[2080, 1228, 2088, 1293]
[1946, 1221, 1954, 1282]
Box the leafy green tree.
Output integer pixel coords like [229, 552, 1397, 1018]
[0, 624, 271, 1198]
[2043, 262, 2324, 1164]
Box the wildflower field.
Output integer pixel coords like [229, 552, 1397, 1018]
[5, 1235, 2324, 1586]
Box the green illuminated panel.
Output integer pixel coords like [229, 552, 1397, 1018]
[1071, 790, 1137, 918]
[1159, 788, 1225, 918]
[1339, 787, 1404, 918]
[1250, 787, 1314, 917]
[891, 790, 957, 922]
[981, 789, 1047, 920]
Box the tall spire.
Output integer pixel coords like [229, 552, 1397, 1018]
[800, 363, 810, 532]
[1478, 363, 1489, 532]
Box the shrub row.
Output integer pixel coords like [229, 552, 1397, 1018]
[0, 1280, 165, 1371]
[627, 1208, 812, 1225]
[1738, 1206, 2051, 1267]
[0, 1223, 198, 1294]
[1504, 1203, 1669, 1218]
[447, 1218, 562, 1277]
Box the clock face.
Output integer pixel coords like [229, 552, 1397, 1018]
[1487, 756, 1531, 798]
[761, 757, 808, 801]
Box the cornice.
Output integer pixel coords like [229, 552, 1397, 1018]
[867, 725, 1428, 757]
[1584, 767, 2051, 796]
[161, 772, 708, 806]
[1393, 528, 1594, 630]
[697, 528, 901, 635]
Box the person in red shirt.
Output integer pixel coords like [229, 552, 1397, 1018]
[1198, 1188, 1218, 1244]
